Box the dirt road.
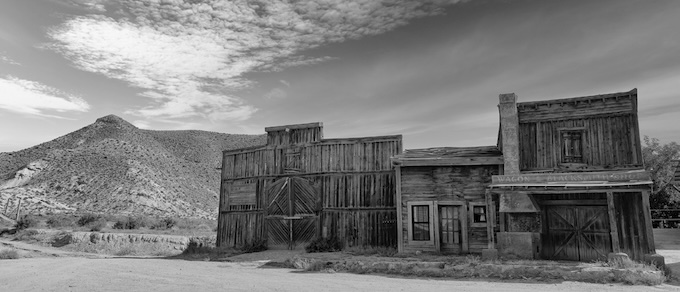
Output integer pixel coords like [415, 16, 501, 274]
[0, 256, 677, 292]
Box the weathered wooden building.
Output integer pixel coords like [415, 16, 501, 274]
[490, 89, 659, 262]
[391, 147, 503, 254]
[217, 122, 402, 249]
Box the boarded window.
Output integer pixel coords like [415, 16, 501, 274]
[412, 205, 430, 241]
[562, 131, 583, 163]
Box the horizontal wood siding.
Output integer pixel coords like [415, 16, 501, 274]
[519, 114, 642, 170]
[400, 165, 498, 253]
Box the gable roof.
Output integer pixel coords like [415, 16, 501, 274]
[392, 146, 503, 166]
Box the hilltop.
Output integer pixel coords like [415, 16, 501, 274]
[0, 115, 266, 218]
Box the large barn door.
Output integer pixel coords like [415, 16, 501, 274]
[265, 177, 318, 249]
[542, 205, 611, 261]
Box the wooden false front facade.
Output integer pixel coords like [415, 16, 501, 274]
[217, 122, 402, 249]
[492, 89, 658, 262]
[392, 147, 503, 254]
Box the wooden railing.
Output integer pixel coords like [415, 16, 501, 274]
[651, 209, 680, 228]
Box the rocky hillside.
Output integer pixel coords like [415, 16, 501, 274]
[0, 115, 266, 218]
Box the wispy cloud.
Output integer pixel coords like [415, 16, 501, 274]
[47, 0, 464, 123]
[0, 76, 90, 118]
[0, 53, 20, 66]
[263, 88, 287, 100]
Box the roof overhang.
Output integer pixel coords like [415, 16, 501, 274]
[392, 156, 504, 167]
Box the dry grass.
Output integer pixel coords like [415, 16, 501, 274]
[0, 248, 20, 259]
[292, 252, 667, 286]
[64, 240, 179, 257]
[598, 257, 667, 285]
[344, 246, 398, 257]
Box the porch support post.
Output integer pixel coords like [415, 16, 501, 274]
[395, 166, 404, 253]
[641, 190, 656, 253]
[486, 189, 495, 249]
[606, 191, 621, 253]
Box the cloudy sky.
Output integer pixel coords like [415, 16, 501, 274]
[1, 0, 679, 152]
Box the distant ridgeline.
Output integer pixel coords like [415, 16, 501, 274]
[0, 114, 266, 218]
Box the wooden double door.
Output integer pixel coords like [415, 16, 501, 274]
[265, 177, 318, 249]
[542, 205, 612, 261]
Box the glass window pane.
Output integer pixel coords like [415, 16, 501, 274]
[412, 205, 430, 241]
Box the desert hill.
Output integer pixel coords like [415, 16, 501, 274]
[0, 115, 266, 218]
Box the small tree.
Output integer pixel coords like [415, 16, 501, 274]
[642, 136, 680, 209]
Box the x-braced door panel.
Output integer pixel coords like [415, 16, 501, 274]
[265, 177, 318, 249]
[543, 205, 611, 261]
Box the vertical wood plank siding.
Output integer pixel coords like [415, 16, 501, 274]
[518, 94, 642, 171]
[218, 135, 402, 248]
[613, 192, 654, 261]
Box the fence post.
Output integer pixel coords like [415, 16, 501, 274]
[15, 197, 22, 221]
[3, 197, 10, 216]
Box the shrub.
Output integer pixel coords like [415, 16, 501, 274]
[15, 215, 38, 230]
[46, 215, 75, 229]
[77, 213, 100, 227]
[305, 236, 344, 253]
[87, 219, 107, 232]
[112, 216, 151, 230]
[151, 217, 177, 230]
[237, 238, 268, 253]
[0, 248, 19, 259]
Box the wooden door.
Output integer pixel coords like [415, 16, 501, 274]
[439, 205, 462, 253]
[542, 205, 611, 261]
[265, 177, 318, 249]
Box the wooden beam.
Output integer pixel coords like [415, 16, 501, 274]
[265, 122, 323, 132]
[606, 192, 621, 253]
[395, 157, 504, 166]
[485, 190, 495, 249]
[541, 200, 607, 206]
[461, 203, 469, 253]
[396, 166, 404, 253]
[488, 188, 651, 195]
[641, 190, 657, 253]
[223, 170, 395, 182]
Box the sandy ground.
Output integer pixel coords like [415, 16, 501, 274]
[1, 256, 679, 292]
[1, 230, 680, 291]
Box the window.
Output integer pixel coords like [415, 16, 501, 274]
[407, 201, 434, 245]
[412, 205, 430, 241]
[469, 202, 488, 228]
[473, 206, 486, 223]
[561, 130, 584, 163]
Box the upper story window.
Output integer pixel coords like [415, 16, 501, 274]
[561, 130, 584, 163]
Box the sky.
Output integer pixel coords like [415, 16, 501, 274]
[0, 0, 679, 153]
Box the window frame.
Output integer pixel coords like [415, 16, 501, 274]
[469, 202, 488, 228]
[407, 201, 434, 246]
[559, 127, 586, 164]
